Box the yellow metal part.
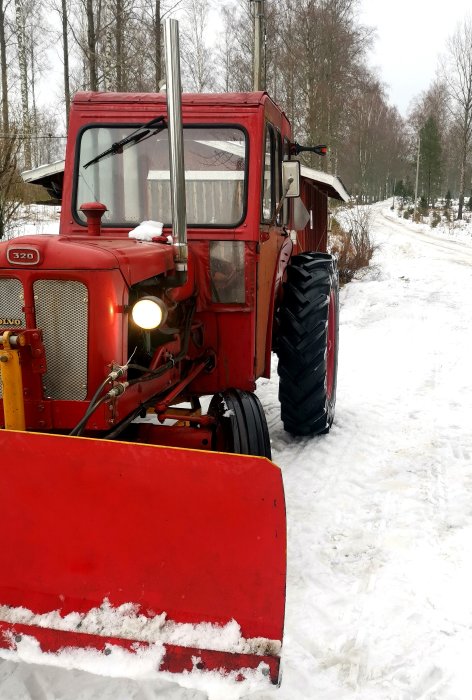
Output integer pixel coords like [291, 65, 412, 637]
[0, 331, 26, 431]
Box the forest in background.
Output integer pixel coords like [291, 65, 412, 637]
[1, 0, 472, 216]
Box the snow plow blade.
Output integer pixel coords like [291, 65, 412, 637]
[0, 431, 286, 683]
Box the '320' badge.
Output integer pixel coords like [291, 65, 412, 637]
[6, 246, 41, 265]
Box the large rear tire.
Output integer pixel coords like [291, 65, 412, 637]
[208, 389, 272, 458]
[277, 252, 339, 436]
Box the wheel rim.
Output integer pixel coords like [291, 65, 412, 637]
[326, 289, 336, 400]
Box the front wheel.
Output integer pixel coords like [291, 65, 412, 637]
[208, 389, 272, 458]
[277, 253, 339, 436]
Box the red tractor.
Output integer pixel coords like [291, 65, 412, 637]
[0, 20, 339, 686]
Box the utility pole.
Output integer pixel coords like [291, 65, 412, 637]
[252, 0, 265, 91]
[413, 134, 421, 221]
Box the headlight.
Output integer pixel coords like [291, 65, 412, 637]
[131, 296, 168, 330]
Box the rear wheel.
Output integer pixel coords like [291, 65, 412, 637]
[277, 252, 339, 436]
[208, 389, 272, 458]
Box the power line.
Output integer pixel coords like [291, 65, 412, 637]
[0, 133, 67, 140]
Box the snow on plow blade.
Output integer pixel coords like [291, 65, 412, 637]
[0, 431, 286, 683]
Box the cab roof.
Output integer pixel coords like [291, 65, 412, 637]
[73, 91, 271, 108]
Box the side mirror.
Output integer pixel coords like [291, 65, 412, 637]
[282, 161, 300, 198]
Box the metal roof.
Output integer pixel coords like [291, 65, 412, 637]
[21, 160, 65, 203]
[22, 160, 65, 184]
[300, 165, 350, 202]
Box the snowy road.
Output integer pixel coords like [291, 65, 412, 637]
[379, 208, 472, 264]
[263, 205, 472, 700]
[2, 205, 472, 699]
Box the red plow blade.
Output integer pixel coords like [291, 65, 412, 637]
[0, 431, 286, 683]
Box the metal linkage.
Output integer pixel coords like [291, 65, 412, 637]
[0, 331, 26, 431]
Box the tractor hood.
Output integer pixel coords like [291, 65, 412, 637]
[0, 235, 175, 286]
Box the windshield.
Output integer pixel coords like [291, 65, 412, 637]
[75, 125, 247, 227]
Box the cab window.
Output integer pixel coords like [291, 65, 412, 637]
[262, 124, 275, 222]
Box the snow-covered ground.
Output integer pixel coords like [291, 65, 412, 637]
[386, 200, 472, 247]
[6, 205, 60, 238]
[1, 204, 472, 698]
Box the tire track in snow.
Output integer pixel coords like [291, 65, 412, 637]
[379, 209, 472, 266]
[260, 207, 472, 698]
[0, 659, 207, 699]
[344, 211, 472, 694]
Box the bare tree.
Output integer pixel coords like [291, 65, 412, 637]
[151, 0, 162, 89]
[0, 0, 10, 130]
[99, 0, 136, 90]
[86, 0, 98, 89]
[216, 3, 238, 92]
[61, 0, 71, 122]
[42, 0, 72, 126]
[134, 0, 185, 91]
[294, 0, 372, 173]
[14, 0, 31, 167]
[64, 0, 90, 90]
[218, 1, 252, 92]
[0, 127, 22, 239]
[181, 0, 214, 92]
[442, 17, 472, 219]
[140, 0, 163, 90]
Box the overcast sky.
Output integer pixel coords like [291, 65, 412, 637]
[360, 0, 471, 116]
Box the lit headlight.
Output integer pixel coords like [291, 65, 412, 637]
[131, 296, 168, 330]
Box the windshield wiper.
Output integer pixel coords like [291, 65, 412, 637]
[83, 116, 167, 169]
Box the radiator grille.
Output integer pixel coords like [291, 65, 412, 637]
[0, 278, 25, 328]
[0, 278, 25, 398]
[33, 280, 88, 400]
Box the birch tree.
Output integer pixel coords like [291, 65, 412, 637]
[0, 127, 22, 239]
[442, 17, 472, 219]
[181, 0, 214, 92]
[216, 4, 239, 92]
[0, 0, 10, 130]
[61, 0, 70, 122]
[14, 0, 31, 167]
[218, 1, 252, 92]
[46, 0, 72, 123]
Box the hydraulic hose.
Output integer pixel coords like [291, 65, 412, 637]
[68, 394, 110, 437]
[68, 366, 126, 437]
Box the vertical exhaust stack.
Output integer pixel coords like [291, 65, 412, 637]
[164, 18, 187, 285]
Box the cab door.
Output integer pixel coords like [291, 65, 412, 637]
[255, 123, 284, 378]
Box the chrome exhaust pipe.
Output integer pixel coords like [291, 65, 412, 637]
[164, 18, 187, 279]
